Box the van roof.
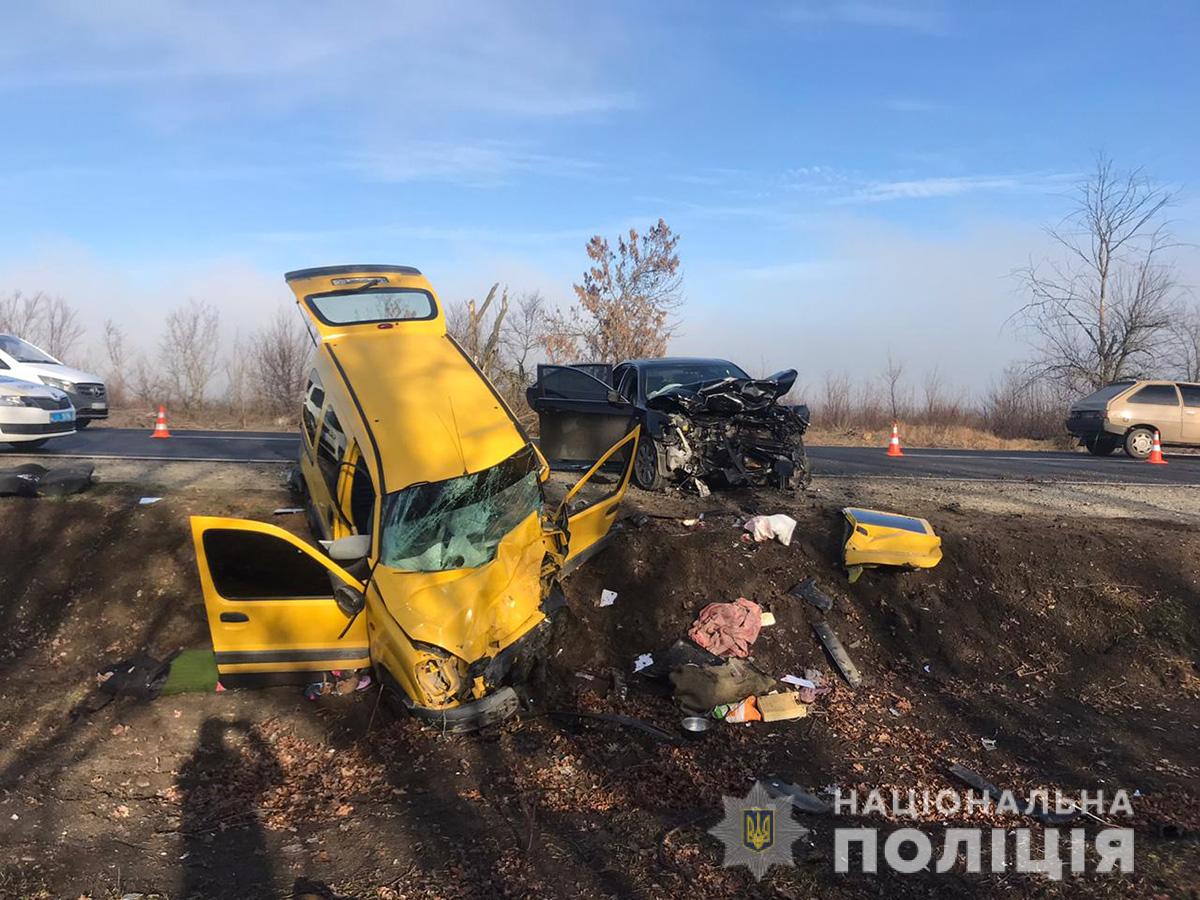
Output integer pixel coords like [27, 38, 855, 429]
[324, 331, 528, 494]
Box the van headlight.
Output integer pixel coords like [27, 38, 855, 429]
[414, 653, 465, 704]
[40, 376, 73, 393]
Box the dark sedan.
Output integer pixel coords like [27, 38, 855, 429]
[526, 357, 810, 493]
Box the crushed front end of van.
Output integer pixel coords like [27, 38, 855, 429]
[189, 265, 636, 732]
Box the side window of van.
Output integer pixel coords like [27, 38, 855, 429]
[302, 370, 323, 445]
[349, 455, 376, 536]
[316, 408, 347, 497]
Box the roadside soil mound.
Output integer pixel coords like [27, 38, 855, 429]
[0, 483, 1197, 898]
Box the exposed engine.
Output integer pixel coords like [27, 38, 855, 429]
[646, 369, 810, 492]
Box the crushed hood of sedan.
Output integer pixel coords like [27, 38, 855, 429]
[646, 369, 810, 490]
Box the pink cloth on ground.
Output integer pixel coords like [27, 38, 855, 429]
[688, 598, 763, 658]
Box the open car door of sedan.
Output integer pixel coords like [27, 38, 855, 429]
[527, 365, 638, 470]
[190, 517, 370, 682]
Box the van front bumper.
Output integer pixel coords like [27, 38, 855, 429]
[408, 686, 520, 733]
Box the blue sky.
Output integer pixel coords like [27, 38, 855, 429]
[1, 1, 1198, 390]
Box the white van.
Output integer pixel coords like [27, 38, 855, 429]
[0, 335, 108, 427]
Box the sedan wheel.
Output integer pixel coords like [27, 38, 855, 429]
[633, 436, 664, 490]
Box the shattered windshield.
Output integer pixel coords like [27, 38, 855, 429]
[0, 335, 58, 364]
[644, 362, 749, 399]
[379, 445, 542, 572]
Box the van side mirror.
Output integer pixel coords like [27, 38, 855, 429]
[328, 533, 370, 562]
[607, 389, 627, 405]
[333, 582, 366, 618]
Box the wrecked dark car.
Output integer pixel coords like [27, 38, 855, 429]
[527, 358, 810, 493]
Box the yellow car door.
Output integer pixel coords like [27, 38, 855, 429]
[190, 516, 370, 679]
[554, 426, 639, 571]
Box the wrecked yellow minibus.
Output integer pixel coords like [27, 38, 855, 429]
[190, 265, 637, 730]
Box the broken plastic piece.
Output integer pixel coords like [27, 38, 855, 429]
[139, 497, 162, 506]
[812, 622, 862, 688]
[760, 611, 776, 627]
[788, 576, 834, 613]
[842, 507, 942, 573]
[713, 695, 760, 723]
[762, 778, 833, 814]
[598, 588, 618, 607]
[632, 653, 654, 673]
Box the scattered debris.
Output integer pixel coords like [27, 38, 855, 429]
[812, 622, 863, 688]
[273, 507, 305, 515]
[670, 657, 775, 714]
[139, 497, 162, 506]
[549, 711, 681, 744]
[780, 668, 831, 703]
[760, 611, 776, 627]
[680, 715, 711, 739]
[0, 462, 96, 497]
[71, 654, 171, 718]
[632, 653, 655, 673]
[762, 778, 833, 814]
[641, 639, 723, 677]
[742, 513, 798, 546]
[980, 737, 997, 751]
[713, 696, 760, 722]
[597, 588, 618, 608]
[788, 576, 834, 612]
[756, 691, 808, 722]
[688, 598, 763, 657]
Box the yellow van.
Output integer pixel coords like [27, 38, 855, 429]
[189, 265, 637, 731]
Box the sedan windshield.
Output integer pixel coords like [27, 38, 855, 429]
[0, 335, 58, 364]
[644, 362, 749, 398]
[379, 445, 542, 572]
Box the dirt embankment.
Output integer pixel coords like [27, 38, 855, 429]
[0, 471, 1197, 898]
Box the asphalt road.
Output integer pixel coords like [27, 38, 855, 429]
[9, 427, 1200, 485]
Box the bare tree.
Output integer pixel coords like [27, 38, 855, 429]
[225, 334, 253, 427]
[101, 319, 130, 406]
[0, 290, 44, 338]
[448, 283, 509, 379]
[501, 290, 546, 385]
[1170, 304, 1200, 382]
[1014, 157, 1183, 392]
[160, 299, 220, 411]
[249, 306, 312, 414]
[38, 296, 85, 359]
[544, 219, 683, 363]
[879, 351, 906, 422]
[819, 372, 853, 429]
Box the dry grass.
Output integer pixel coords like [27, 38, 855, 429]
[100, 406, 292, 432]
[806, 423, 1070, 451]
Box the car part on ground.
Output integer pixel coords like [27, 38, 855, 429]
[0, 462, 94, 497]
[811, 622, 863, 689]
[842, 507, 942, 581]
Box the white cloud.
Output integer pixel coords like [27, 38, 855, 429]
[0, 2, 637, 120]
[784, 1, 950, 35]
[840, 173, 1074, 203]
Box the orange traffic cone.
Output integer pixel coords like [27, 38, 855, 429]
[886, 422, 904, 457]
[1147, 430, 1167, 465]
[151, 405, 172, 439]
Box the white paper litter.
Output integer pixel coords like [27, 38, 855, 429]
[980, 738, 997, 751]
[632, 653, 654, 673]
[742, 514, 798, 546]
[273, 507, 304, 515]
[138, 497, 162, 506]
[598, 588, 618, 607]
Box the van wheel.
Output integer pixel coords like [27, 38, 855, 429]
[633, 436, 664, 490]
[1123, 427, 1154, 459]
[1085, 435, 1118, 456]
